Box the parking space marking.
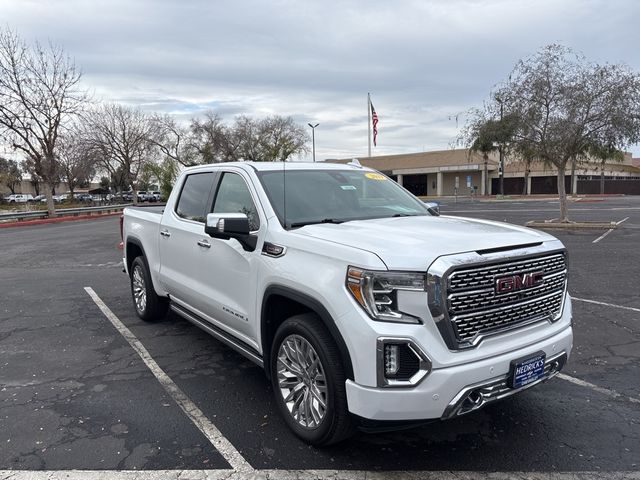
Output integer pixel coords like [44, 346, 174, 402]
[558, 374, 640, 405]
[84, 287, 252, 473]
[0, 470, 638, 479]
[592, 217, 630, 243]
[592, 229, 613, 243]
[573, 296, 640, 313]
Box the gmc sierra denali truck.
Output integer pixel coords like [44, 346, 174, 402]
[121, 161, 572, 445]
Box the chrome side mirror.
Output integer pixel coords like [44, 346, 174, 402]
[423, 201, 440, 216]
[205, 213, 257, 251]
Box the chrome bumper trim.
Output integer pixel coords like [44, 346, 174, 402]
[441, 351, 567, 419]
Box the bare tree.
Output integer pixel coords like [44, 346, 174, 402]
[232, 115, 265, 161]
[82, 104, 156, 204]
[0, 28, 88, 215]
[0, 157, 22, 194]
[22, 158, 42, 196]
[188, 111, 232, 164]
[57, 131, 96, 199]
[149, 114, 197, 166]
[258, 115, 309, 162]
[493, 44, 640, 222]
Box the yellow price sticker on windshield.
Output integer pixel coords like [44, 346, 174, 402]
[365, 173, 386, 181]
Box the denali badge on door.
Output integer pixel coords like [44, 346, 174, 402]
[508, 351, 546, 389]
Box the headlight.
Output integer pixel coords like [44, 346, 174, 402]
[346, 267, 424, 324]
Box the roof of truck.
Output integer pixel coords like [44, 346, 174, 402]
[183, 160, 374, 173]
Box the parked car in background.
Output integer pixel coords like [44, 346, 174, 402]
[5, 194, 34, 203]
[121, 192, 134, 202]
[74, 193, 93, 203]
[136, 191, 150, 202]
[33, 194, 47, 203]
[151, 191, 162, 202]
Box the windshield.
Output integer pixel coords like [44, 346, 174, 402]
[257, 169, 432, 228]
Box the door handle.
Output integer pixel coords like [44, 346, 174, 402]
[197, 239, 211, 248]
[160, 229, 171, 238]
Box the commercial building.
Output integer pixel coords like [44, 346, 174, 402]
[327, 149, 640, 196]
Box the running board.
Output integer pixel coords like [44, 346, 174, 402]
[169, 303, 264, 368]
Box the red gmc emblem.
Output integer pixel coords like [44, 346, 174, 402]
[495, 272, 544, 294]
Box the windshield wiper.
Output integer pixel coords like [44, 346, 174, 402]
[391, 213, 423, 217]
[288, 218, 344, 228]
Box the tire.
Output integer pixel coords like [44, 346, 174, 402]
[270, 313, 354, 445]
[130, 256, 169, 321]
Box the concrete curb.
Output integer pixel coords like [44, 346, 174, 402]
[0, 211, 121, 229]
[526, 220, 617, 230]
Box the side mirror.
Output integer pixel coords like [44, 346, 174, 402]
[423, 201, 440, 216]
[205, 213, 257, 251]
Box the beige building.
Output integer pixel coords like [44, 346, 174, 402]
[328, 149, 640, 196]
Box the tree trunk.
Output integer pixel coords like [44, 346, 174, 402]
[557, 164, 569, 222]
[523, 169, 529, 195]
[483, 157, 488, 196]
[43, 180, 56, 217]
[570, 156, 577, 197]
[600, 162, 605, 194]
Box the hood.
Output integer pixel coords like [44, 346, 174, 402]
[292, 215, 556, 270]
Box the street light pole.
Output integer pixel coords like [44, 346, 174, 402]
[499, 100, 504, 196]
[308, 123, 319, 162]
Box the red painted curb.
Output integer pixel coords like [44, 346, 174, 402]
[0, 211, 122, 229]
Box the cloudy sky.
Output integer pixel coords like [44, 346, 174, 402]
[1, 0, 639, 160]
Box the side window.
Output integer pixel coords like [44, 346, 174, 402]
[212, 173, 261, 231]
[175, 172, 215, 222]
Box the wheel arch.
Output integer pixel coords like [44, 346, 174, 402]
[261, 285, 354, 381]
[125, 236, 146, 274]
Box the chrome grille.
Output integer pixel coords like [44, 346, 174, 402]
[446, 252, 567, 345]
[449, 253, 566, 291]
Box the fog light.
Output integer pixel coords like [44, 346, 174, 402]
[378, 339, 431, 387]
[384, 344, 399, 376]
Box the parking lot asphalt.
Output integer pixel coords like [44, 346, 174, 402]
[0, 196, 638, 477]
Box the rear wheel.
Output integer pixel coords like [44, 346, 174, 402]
[130, 256, 168, 321]
[271, 314, 354, 445]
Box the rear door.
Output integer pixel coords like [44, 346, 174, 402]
[158, 170, 218, 309]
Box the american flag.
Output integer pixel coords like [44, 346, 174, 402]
[370, 101, 379, 146]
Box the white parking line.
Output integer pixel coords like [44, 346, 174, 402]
[592, 229, 613, 243]
[0, 470, 637, 479]
[616, 216, 630, 225]
[84, 287, 252, 473]
[572, 296, 640, 313]
[558, 374, 640, 405]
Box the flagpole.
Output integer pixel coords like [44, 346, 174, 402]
[367, 93, 371, 157]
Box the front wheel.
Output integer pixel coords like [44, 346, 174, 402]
[270, 314, 354, 445]
[130, 256, 168, 321]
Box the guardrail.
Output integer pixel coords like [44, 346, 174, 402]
[0, 204, 134, 222]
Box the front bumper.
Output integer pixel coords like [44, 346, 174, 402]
[345, 323, 573, 421]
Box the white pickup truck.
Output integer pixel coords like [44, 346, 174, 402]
[121, 161, 572, 445]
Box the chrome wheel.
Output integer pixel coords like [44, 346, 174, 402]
[132, 265, 147, 314]
[277, 334, 328, 428]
